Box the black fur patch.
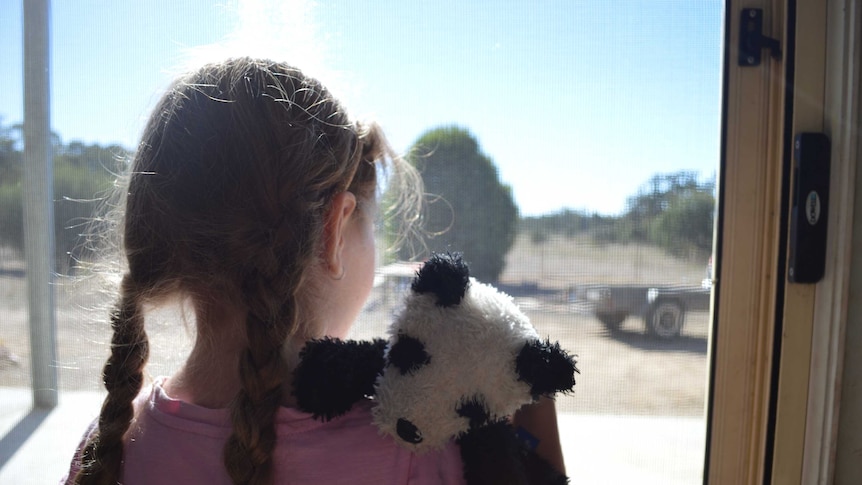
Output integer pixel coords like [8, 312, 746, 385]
[411, 252, 471, 307]
[457, 397, 491, 429]
[293, 337, 387, 421]
[387, 335, 431, 375]
[396, 418, 423, 444]
[515, 339, 579, 400]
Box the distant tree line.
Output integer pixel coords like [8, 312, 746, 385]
[1, 115, 713, 279]
[521, 171, 716, 260]
[0, 119, 129, 273]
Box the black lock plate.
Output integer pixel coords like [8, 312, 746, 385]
[788, 133, 830, 283]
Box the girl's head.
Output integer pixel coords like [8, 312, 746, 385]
[128, 57, 382, 338]
[76, 58, 414, 485]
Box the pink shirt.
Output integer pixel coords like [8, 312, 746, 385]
[63, 378, 466, 484]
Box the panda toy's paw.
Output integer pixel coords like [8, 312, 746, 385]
[293, 337, 387, 421]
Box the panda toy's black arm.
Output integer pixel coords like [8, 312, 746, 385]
[293, 337, 387, 421]
[459, 420, 569, 485]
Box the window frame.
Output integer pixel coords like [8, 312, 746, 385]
[706, 0, 789, 482]
[708, 0, 860, 483]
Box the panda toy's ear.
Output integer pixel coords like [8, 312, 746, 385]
[411, 252, 471, 307]
[516, 339, 579, 400]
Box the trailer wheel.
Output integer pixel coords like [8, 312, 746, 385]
[647, 300, 684, 339]
[596, 311, 627, 331]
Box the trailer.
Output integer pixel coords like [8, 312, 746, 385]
[577, 282, 712, 339]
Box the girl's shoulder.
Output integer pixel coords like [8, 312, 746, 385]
[65, 380, 466, 485]
[273, 399, 467, 484]
[144, 380, 466, 484]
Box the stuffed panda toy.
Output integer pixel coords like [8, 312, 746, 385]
[293, 252, 578, 485]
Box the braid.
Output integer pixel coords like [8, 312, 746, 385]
[223, 228, 311, 485]
[75, 274, 149, 485]
[223, 284, 301, 483]
[222, 317, 287, 484]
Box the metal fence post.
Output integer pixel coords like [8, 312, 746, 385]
[22, 0, 58, 409]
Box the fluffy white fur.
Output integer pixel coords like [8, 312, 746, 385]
[372, 278, 540, 453]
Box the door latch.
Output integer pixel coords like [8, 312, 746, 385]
[739, 8, 782, 66]
[789, 133, 830, 284]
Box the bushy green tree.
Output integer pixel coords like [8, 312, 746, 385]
[0, 122, 25, 257]
[594, 171, 715, 259]
[0, 121, 127, 273]
[649, 189, 715, 258]
[0, 121, 22, 183]
[400, 126, 518, 283]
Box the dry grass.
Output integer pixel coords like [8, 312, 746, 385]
[502, 233, 708, 289]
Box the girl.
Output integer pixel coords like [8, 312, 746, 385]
[64, 57, 563, 485]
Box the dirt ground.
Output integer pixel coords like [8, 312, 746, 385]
[0, 234, 710, 417]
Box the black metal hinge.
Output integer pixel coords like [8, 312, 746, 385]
[739, 8, 782, 66]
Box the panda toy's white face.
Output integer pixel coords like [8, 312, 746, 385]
[371, 253, 576, 453]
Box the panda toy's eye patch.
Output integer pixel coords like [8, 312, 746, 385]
[387, 335, 431, 375]
[457, 397, 490, 429]
[396, 418, 423, 444]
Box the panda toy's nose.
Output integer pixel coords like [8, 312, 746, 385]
[396, 418, 423, 444]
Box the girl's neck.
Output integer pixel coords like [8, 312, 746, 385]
[166, 352, 242, 409]
[163, 303, 300, 409]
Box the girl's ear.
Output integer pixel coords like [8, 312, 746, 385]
[323, 191, 358, 278]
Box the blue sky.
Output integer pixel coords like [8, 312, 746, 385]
[1, 0, 723, 216]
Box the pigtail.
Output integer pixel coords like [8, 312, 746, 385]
[74, 273, 149, 485]
[222, 315, 287, 483]
[223, 250, 307, 484]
